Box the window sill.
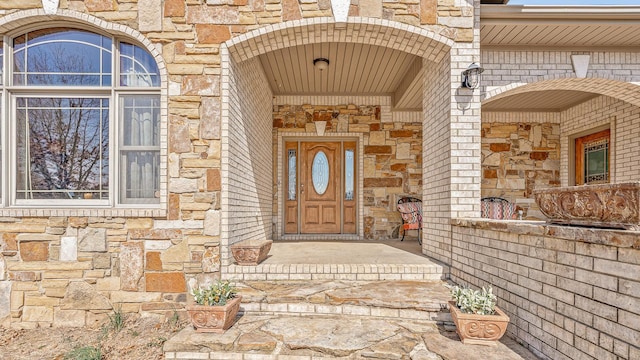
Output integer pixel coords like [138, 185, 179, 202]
[0, 206, 167, 218]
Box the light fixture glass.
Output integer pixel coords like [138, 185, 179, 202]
[461, 62, 484, 89]
[313, 58, 330, 71]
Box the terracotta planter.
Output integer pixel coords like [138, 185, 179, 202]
[230, 239, 272, 265]
[186, 296, 242, 333]
[448, 301, 510, 346]
[533, 182, 640, 230]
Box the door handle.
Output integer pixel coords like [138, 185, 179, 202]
[300, 184, 304, 193]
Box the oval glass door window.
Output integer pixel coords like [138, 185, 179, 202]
[312, 151, 329, 195]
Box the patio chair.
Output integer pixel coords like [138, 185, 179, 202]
[480, 197, 517, 220]
[397, 197, 422, 245]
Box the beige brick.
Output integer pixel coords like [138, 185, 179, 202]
[42, 271, 86, 279]
[594, 258, 640, 281]
[109, 291, 162, 303]
[54, 309, 86, 328]
[22, 306, 53, 323]
[125, 218, 154, 229]
[24, 296, 60, 307]
[9, 261, 92, 271]
[10, 291, 24, 311]
[0, 224, 47, 233]
[618, 248, 640, 265]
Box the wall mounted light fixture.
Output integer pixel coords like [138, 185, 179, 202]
[461, 62, 484, 89]
[313, 58, 330, 71]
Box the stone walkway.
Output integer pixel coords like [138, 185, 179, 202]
[164, 280, 540, 359]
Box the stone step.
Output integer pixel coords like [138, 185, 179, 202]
[165, 280, 541, 360]
[236, 280, 453, 323]
[164, 313, 540, 360]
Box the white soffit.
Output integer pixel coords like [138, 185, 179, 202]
[483, 90, 599, 112]
[481, 5, 640, 49]
[258, 42, 419, 99]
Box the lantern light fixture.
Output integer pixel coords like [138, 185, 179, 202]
[461, 62, 484, 89]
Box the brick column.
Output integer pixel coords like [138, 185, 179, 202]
[423, 39, 481, 266]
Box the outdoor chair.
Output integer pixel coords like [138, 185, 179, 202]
[480, 197, 517, 220]
[397, 197, 422, 245]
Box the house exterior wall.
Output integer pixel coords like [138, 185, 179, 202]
[451, 220, 640, 360]
[560, 95, 640, 187]
[481, 50, 640, 217]
[272, 103, 422, 239]
[222, 55, 273, 266]
[0, 0, 478, 327]
[482, 50, 640, 88]
[481, 112, 561, 219]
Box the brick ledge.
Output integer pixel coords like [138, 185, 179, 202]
[452, 218, 640, 249]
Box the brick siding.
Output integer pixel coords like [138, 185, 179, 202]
[451, 220, 639, 360]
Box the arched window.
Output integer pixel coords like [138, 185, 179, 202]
[1, 27, 161, 206]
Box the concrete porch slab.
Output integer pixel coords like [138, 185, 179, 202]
[223, 240, 448, 281]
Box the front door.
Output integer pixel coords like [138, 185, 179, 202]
[301, 142, 340, 233]
[284, 140, 356, 234]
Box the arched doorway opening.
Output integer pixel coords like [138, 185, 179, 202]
[220, 18, 455, 267]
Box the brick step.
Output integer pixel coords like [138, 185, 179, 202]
[224, 262, 449, 281]
[235, 279, 453, 323]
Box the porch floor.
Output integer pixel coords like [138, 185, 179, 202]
[223, 238, 448, 281]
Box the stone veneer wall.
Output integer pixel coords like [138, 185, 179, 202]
[481, 112, 560, 219]
[451, 220, 639, 360]
[0, 0, 477, 327]
[224, 56, 273, 261]
[272, 104, 422, 239]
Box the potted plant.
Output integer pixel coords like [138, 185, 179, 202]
[449, 285, 510, 346]
[186, 280, 242, 333]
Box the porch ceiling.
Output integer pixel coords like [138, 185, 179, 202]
[481, 5, 640, 49]
[482, 90, 599, 112]
[258, 42, 422, 109]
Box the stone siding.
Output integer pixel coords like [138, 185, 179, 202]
[481, 113, 560, 219]
[0, 0, 477, 327]
[273, 104, 422, 239]
[451, 220, 640, 360]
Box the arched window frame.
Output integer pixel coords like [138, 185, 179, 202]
[0, 24, 165, 214]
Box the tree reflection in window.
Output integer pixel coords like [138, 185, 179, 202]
[13, 28, 112, 86]
[6, 28, 161, 205]
[16, 97, 109, 199]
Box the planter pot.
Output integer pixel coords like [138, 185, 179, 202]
[533, 182, 640, 229]
[230, 239, 272, 265]
[448, 301, 510, 346]
[186, 296, 242, 333]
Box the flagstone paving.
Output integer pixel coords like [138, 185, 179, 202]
[164, 280, 540, 359]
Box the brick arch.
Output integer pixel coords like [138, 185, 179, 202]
[483, 73, 640, 108]
[0, 8, 167, 79]
[225, 17, 454, 63]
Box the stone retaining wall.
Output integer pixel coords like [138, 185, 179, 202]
[451, 219, 639, 360]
